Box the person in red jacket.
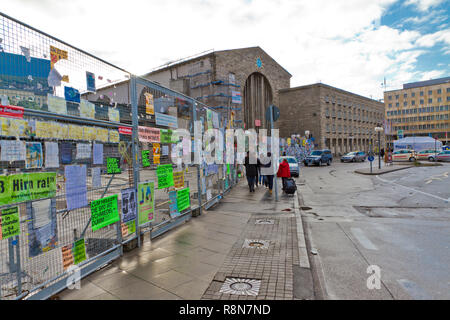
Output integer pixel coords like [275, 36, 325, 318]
[277, 159, 291, 191]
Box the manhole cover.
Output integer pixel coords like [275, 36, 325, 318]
[219, 278, 261, 296]
[243, 239, 270, 249]
[255, 219, 274, 225]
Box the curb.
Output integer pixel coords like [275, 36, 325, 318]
[293, 190, 310, 269]
[354, 166, 413, 175]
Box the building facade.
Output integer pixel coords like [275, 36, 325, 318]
[143, 47, 291, 130]
[279, 83, 385, 155]
[384, 77, 450, 148]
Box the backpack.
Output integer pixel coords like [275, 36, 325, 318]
[284, 178, 297, 194]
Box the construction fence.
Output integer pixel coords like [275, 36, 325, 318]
[0, 12, 241, 300]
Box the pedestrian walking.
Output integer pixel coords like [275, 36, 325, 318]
[261, 152, 275, 194]
[244, 152, 259, 192]
[277, 158, 291, 191]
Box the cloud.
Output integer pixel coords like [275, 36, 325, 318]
[0, 0, 447, 100]
[404, 0, 446, 11]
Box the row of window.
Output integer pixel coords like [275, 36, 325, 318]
[390, 114, 450, 123]
[393, 123, 450, 131]
[387, 105, 450, 116]
[325, 108, 383, 122]
[388, 88, 450, 100]
[324, 95, 381, 111]
[388, 97, 450, 107]
[325, 124, 380, 134]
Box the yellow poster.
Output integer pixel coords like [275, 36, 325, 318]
[55, 123, 69, 139]
[68, 124, 84, 140]
[144, 93, 154, 115]
[108, 108, 120, 122]
[109, 129, 120, 143]
[47, 94, 67, 115]
[96, 128, 109, 143]
[80, 100, 96, 119]
[50, 45, 68, 69]
[84, 126, 96, 140]
[1, 118, 28, 137]
[35, 120, 52, 138]
[153, 143, 160, 164]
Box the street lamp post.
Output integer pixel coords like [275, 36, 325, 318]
[375, 127, 384, 169]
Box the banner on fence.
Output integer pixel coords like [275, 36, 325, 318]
[138, 181, 155, 225]
[107, 157, 121, 174]
[121, 188, 137, 223]
[0, 206, 20, 240]
[138, 126, 160, 143]
[177, 188, 190, 212]
[90, 195, 120, 231]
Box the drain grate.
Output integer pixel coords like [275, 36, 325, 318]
[255, 219, 274, 225]
[219, 278, 261, 296]
[243, 239, 270, 249]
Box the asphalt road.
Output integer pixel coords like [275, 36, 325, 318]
[297, 160, 450, 300]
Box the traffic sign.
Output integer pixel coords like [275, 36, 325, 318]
[368, 156, 375, 162]
[266, 104, 280, 122]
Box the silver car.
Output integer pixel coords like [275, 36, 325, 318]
[340, 151, 366, 162]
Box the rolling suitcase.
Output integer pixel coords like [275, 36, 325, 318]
[283, 178, 297, 194]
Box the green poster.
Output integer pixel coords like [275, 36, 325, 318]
[0, 172, 57, 206]
[0, 207, 20, 240]
[156, 164, 174, 189]
[177, 187, 190, 212]
[142, 150, 151, 168]
[73, 238, 87, 265]
[138, 181, 155, 225]
[160, 129, 178, 144]
[107, 157, 121, 174]
[90, 195, 120, 231]
[226, 164, 231, 175]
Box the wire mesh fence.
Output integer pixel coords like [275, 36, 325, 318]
[0, 12, 243, 300]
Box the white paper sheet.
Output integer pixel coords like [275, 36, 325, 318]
[45, 142, 59, 168]
[92, 167, 102, 188]
[32, 199, 52, 229]
[65, 165, 88, 210]
[0, 140, 26, 161]
[76, 143, 91, 159]
[93, 143, 103, 164]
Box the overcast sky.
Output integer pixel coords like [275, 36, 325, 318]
[1, 0, 449, 99]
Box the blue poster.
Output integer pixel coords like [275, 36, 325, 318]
[65, 165, 88, 210]
[155, 112, 178, 128]
[64, 86, 81, 103]
[169, 190, 180, 219]
[86, 71, 96, 92]
[60, 142, 73, 164]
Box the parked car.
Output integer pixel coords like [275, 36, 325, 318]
[392, 149, 416, 162]
[436, 150, 450, 162]
[416, 149, 440, 162]
[303, 149, 333, 166]
[340, 151, 366, 162]
[279, 156, 299, 177]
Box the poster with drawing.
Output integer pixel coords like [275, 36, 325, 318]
[25, 142, 43, 169]
[27, 198, 58, 257]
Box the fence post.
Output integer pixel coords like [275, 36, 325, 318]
[14, 235, 22, 297]
[192, 99, 202, 216]
[130, 75, 141, 247]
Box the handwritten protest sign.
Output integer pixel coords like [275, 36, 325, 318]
[177, 188, 190, 212]
[173, 171, 184, 189]
[138, 126, 160, 143]
[90, 195, 119, 231]
[156, 164, 174, 189]
[142, 150, 151, 167]
[0, 207, 20, 240]
[107, 157, 121, 174]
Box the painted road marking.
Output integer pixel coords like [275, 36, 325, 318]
[350, 228, 378, 250]
[397, 279, 432, 300]
[376, 175, 449, 203]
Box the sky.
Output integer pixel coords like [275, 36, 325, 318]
[1, 0, 449, 100]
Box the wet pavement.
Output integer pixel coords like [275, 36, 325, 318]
[57, 178, 311, 300]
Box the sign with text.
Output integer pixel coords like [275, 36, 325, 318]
[107, 157, 121, 174]
[0, 172, 56, 206]
[118, 127, 132, 135]
[90, 195, 120, 231]
[138, 126, 160, 143]
[145, 93, 154, 115]
[156, 164, 174, 189]
[0, 105, 24, 119]
[142, 150, 151, 167]
[137, 181, 155, 225]
[0, 206, 20, 240]
[173, 171, 185, 189]
[169, 190, 180, 218]
[153, 143, 161, 165]
[73, 238, 87, 265]
[121, 188, 137, 223]
[155, 112, 178, 128]
[177, 188, 190, 212]
[160, 129, 178, 144]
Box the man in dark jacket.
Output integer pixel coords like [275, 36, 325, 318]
[244, 152, 260, 192]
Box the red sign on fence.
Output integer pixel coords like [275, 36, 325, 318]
[118, 127, 132, 135]
[0, 105, 24, 119]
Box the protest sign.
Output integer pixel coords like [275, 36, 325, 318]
[156, 164, 174, 189]
[0, 207, 20, 240]
[173, 171, 184, 189]
[90, 195, 119, 231]
[169, 190, 179, 219]
[121, 188, 137, 223]
[177, 188, 190, 212]
[107, 157, 121, 174]
[142, 150, 151, 167]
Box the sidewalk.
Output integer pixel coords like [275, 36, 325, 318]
[57, 178, 311, 300]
